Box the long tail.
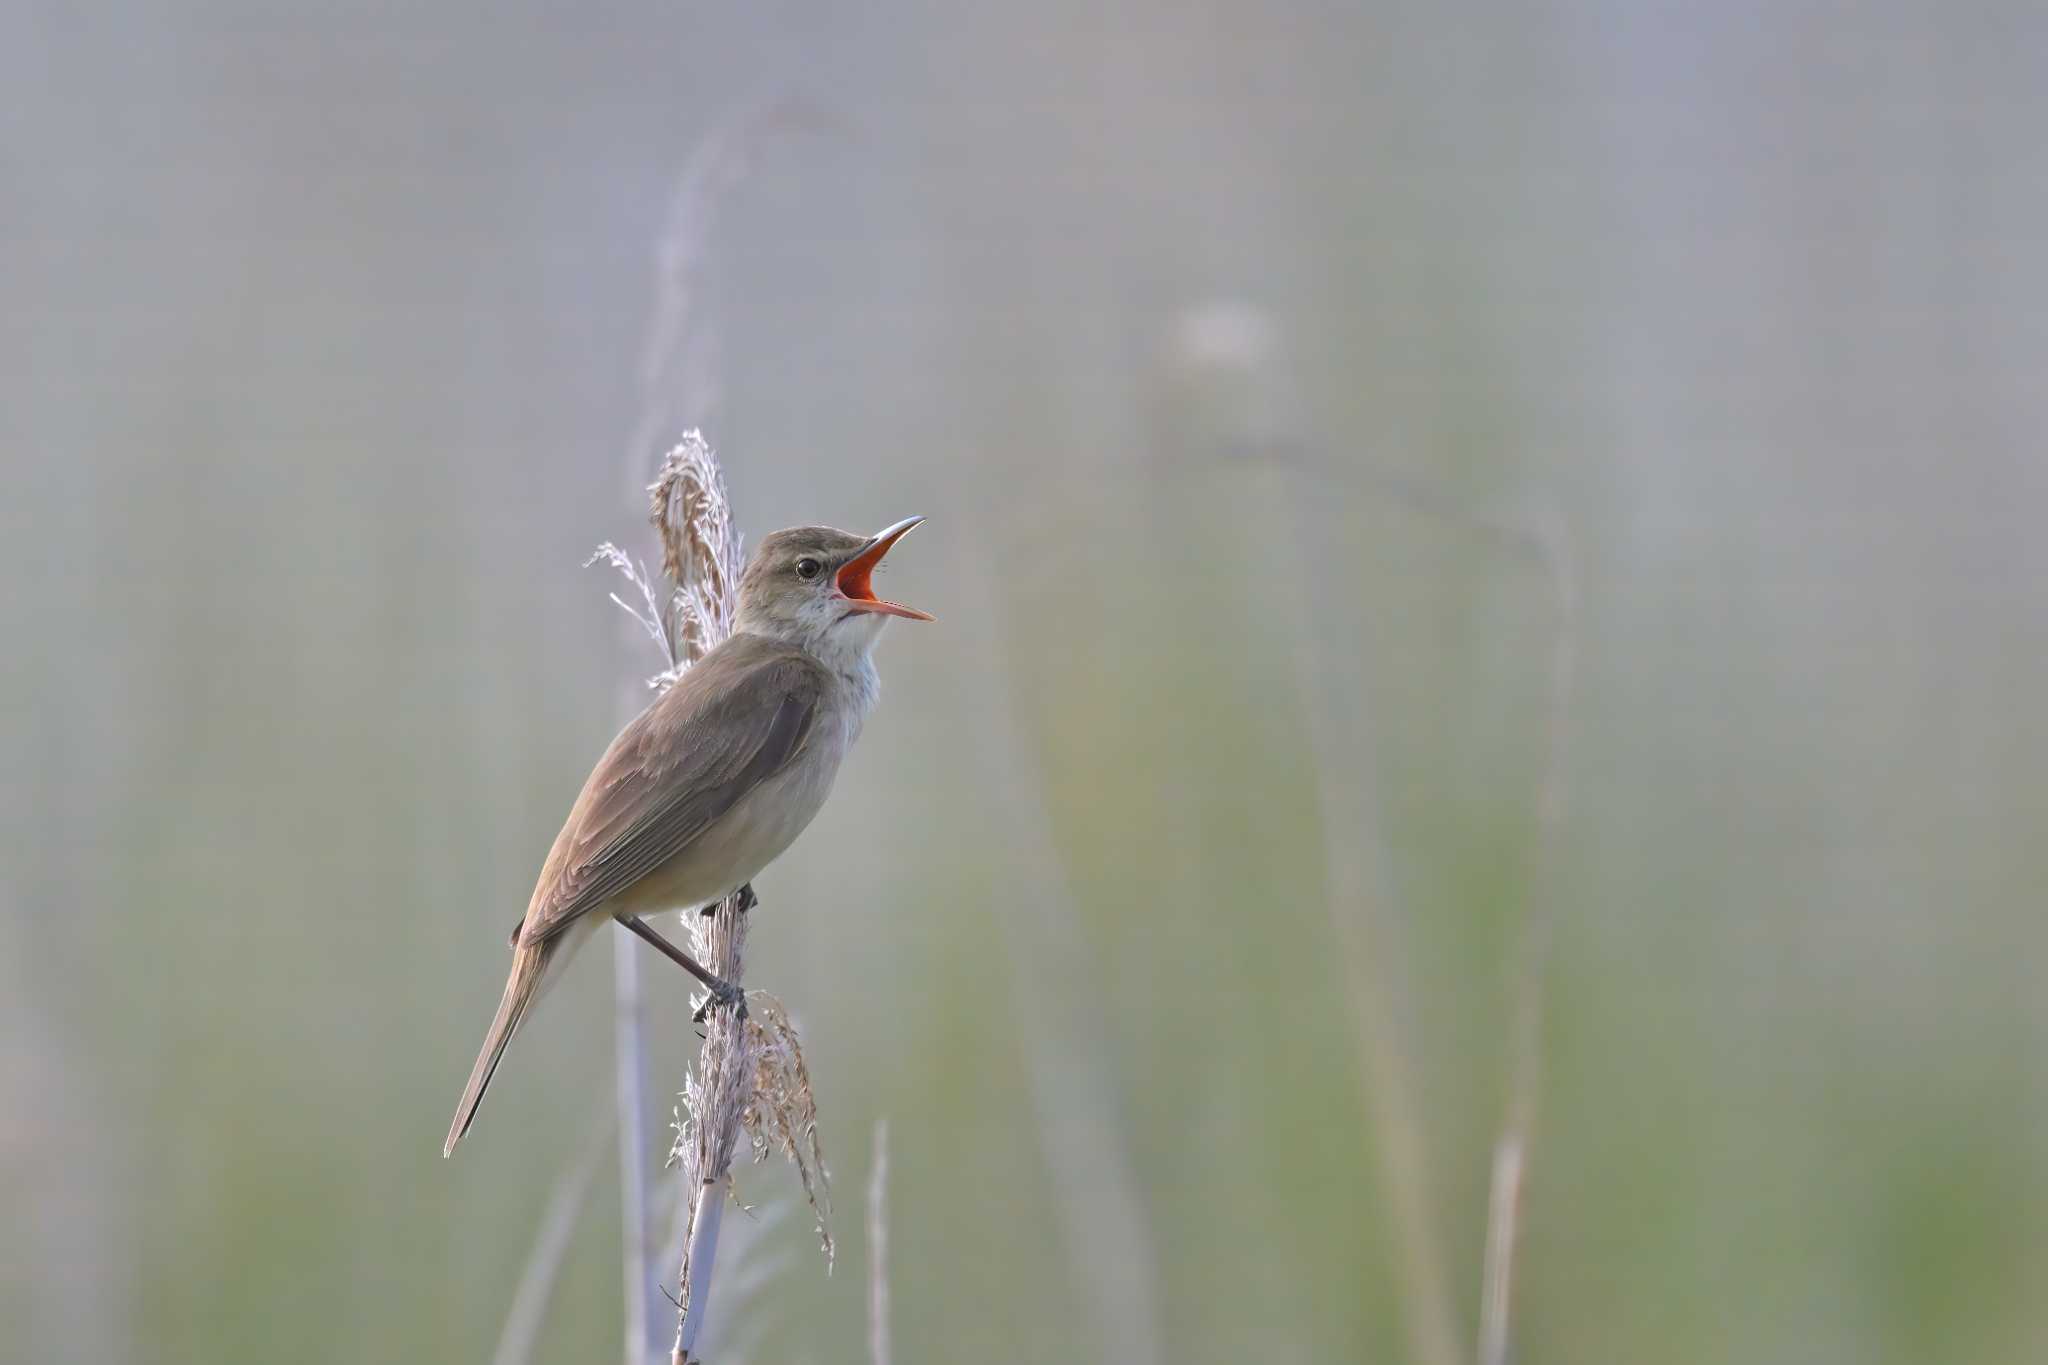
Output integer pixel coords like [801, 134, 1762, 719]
[444, 938, 557, 1157]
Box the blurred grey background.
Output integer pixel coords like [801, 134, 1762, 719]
[5, 2, 2046, 1362]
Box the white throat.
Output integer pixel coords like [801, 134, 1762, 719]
[788, 615, 882, 736]
[804, 613, 887, 678]
[736, 602, 886, 682]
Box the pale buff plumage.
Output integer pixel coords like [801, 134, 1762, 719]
[445, 520, 927, 1156]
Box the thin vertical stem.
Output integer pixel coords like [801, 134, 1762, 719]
[867, 1119, 893, 1365]
[1264, 461, 1463, 1365]
[1478, 515, 1576, 1365]
[495, 1111, 616, 1365]
[1283, 458, 1579, 1365]
[974, 559, 1167, 1365]
[650, 435, 760, 1365]
[1169, 308, 1579, 1364]
[671, 882, 754, 1364]
[614, 928, 654, 1365]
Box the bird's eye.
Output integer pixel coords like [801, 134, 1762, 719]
[794, 557, 823, 581]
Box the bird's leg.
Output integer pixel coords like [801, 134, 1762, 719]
[696, 882, 757, 917]
[614, 913, 747, 1020]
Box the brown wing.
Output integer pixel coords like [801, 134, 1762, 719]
[519, 636, 825, 945]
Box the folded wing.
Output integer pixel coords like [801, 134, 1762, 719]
[520, 636, 824, 945]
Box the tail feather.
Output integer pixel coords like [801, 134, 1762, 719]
[444, 939, 556, 1157]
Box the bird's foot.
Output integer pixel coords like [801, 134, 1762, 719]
[692, 976, 748, 1025]
[698, 883, 758, 917]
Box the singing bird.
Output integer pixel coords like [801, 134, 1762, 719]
[445, 517, 930, 1156]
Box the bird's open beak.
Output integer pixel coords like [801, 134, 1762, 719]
[836, 516, 934, 620]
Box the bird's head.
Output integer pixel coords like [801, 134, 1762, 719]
[734, 517, 932, 660]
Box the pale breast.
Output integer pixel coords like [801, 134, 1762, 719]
[611, 676, 864, 916]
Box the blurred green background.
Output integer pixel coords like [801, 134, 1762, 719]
[6, 2, 2046, 1362]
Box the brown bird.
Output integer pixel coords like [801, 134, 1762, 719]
[445, 517, 930, 1156]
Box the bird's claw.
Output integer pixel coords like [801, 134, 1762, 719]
[698, 883, 758, 917]
[692, 977, 748, 1025]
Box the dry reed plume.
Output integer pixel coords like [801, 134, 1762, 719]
[623, 434, 832, 1365]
